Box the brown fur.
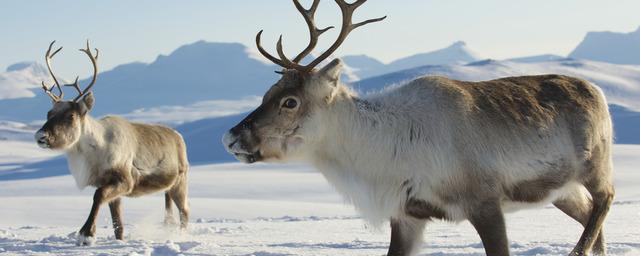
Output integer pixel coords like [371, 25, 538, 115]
[405, 199, 449, 221]
[108, 198, 124, 240]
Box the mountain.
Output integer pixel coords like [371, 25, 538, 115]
[88, 41, 281, 114]
[381, 41, 481, 75]
[1, 40, 483, 122]
[341, 41, 482, 79]
[0, 62, 51, 100]
[341, 55, 386, 79]
[176, 113, 244, 163]
[609, 105, 640, 144]
[506, 54, 564, 63]
[569, 26, 640, 65]
[0, 41, 280, 122]
[0, 40, 553, 122]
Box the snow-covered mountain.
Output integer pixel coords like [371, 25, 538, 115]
[177, 113, 245, 163]
[0, 62, 51, 100]
[0, 40, 483, 122]
[506, 54, 564, 63]
[0, 41, 280, 122]
[381, 41, 481, 75]
[342, 41, 482, 79]
[341, 54, 386, 79]
[0, 38, 596, 123]
[569, 26, 640, 65]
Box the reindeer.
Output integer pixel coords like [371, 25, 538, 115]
[35, 41, 190, 246]
[222, 1, 614, 255]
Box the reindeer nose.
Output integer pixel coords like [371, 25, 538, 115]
[35, 130, 50, 147]
[222, 131, 238, 151]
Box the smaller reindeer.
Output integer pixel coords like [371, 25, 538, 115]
[35, 41, 190, 245]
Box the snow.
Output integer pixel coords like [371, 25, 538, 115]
[0, 140, 638, 255]
[0, 121, 40, 142]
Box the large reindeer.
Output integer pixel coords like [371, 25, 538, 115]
[35, 41, 190, 245]
[223, 1, 614, 255]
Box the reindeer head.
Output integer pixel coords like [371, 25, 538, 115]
[223, 0, 385, 163]
[35, 41, 99, 150]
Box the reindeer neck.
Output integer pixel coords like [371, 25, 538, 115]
[311, 93, 390, 167]
[66, 115, 106, 155]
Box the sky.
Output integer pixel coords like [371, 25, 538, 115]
[1, 0, 639, 78]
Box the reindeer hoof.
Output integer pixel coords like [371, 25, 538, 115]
[568, 250, 586, 256]
[163, 217, 178, 228]
[76, 233, 95, 246]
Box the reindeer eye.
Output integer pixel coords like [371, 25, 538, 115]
[282, 98, 298, 109]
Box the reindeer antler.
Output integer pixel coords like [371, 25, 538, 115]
[41, 41, 64, 102]
[291, 0, 335, 63]
[40, 40, 99, 103]
[256, 0, 385, 72]
[72, 40, 99, 102]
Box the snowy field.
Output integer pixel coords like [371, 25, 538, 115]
[0, 141, 639, 255]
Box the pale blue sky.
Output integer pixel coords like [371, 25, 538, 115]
[1, 0, 639, 78]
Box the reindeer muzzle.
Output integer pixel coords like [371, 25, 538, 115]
[35, 130, 51, 148]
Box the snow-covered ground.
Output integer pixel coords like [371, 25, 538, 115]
[0, 141, 639, 255]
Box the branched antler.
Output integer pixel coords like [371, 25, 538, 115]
[291, 0, 335, 63]
[41, 41, 64, 102]
[256, 0, 385, 72]
[73, 40, 99, 102]
[40, 40, 99, 103]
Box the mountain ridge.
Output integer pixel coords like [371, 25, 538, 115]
[569, 26, 640, 65]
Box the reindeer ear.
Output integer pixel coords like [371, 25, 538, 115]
[311, 59, 344, 104]
[79, 92, 95, 114]
[317, 59, 343, 86]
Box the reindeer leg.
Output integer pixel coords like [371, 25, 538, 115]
[169, 175, 189, 230]
[553, 186, 606, 255]
[387, 217, 426, 256]
[467, 200, 510, 256]
[108, 198, 124, 240]
[78, 177, 131, 246]
[163, 192, 176, 227]
[78, 188, 105, 246]
[571, 180, 614, 256]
